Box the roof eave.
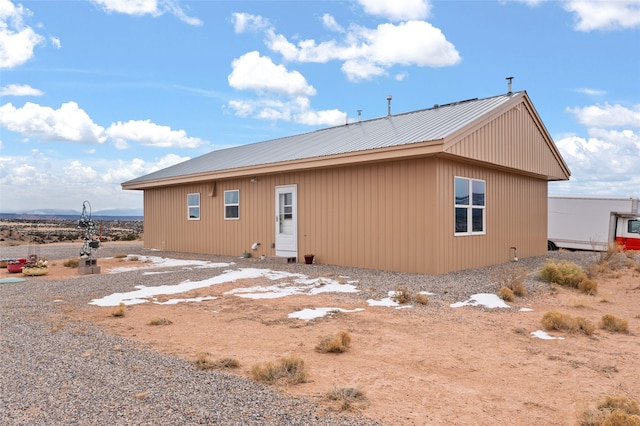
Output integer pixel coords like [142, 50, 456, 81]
[122, 139, 445, 190]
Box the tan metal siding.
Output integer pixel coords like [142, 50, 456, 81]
[432, 158, 548, 274]
[446, 100, 568, 180]
[142, 157, 546, 275]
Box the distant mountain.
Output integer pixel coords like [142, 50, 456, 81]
[0, 208, 143, 218]
[94, 208, 144, 217]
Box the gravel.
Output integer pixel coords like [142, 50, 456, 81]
[0, 242, 610, 425]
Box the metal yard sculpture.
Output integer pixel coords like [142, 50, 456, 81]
[78, 201, 101, 274]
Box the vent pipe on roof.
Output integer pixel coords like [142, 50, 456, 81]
[386, 95, 392, 116]
[357, 109, 362, 122]
[506, 76, 514, 94]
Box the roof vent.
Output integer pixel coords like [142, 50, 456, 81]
[506, 76, 514, 94]
[357, 109, 362, 122]
[386, 95, 392, 116]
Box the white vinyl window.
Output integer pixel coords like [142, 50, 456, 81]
[224, 190, 239, 220]
[454, 177, 485, 235]
[187, 193, 200, 220]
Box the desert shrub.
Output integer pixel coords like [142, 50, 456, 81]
[325, 386, 368, 410]
[498, 286, 514, 302]
[195, 353, 240, 370]
[541, 310, 595, 335]
[316, 331, 352, 353]
[597, 242, 623, 264]
[510, 280, 528, 297]
[391, 287, 412, 304]
[63, 258, 79, 268]
[581, 395, 640, 426]
[147, 317, 173, 326]
[600, 314, 629, 334]
[251, 355, 308, 384]
[494, 265, 528, 297]
[539, 260, 587, 288]
[414, 293, 429, 305]
[113, 252, 128, 259]
[578, 278, 598, 295]
[111, 302, 126, 317]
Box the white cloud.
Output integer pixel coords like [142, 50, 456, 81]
[567, 103, 640, 128]
[322, 13, 344, 32]
[232, 12, 270, 33]
[553, 101, 640, 197]
[227, 96, 346, 127]
[228, 51, 317, 97]
[554, 129, 640, 196]
[0, 101, 205, 150]
[0, 83, 43, 96]
[0, 0, 45, 68]
[264, 20, 461, 81]
[50, 35, 61, 48]
[574, 87, 607, 96]
[0, 150, 190, 211]
[90, 0, 202, 26]
[564, 0, 640, 31]
[106, 119, 206, 149]
[358, 0, 431, 21]
[0, 101, 106, 144]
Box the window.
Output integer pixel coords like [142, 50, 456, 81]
[628, 220, 640, 234]
[224, 190, 239, 220]
[187, 193, 200, 220]
[454, 177, 485, 235]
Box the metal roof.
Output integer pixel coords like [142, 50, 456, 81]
[124, 92, 518, 185]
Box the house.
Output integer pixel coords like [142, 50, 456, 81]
[122, 90, 570, 275]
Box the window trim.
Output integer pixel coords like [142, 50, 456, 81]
[187, 193, 200, 221]
[224, 189, 240, 220]
[454, 176, 486, 236]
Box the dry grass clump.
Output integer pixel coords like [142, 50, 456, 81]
[114, 252, 128, 259]
[541, 310, 595, 335]
[578, 278, 599, 295]
[251, 355, 308, 384]
[498, 286, 514, 302]
[540, 260, 601, 295]
[581, 395, 640, 426]
[63, 258, 79, 268]
[596, 242, 623, 264]
[600, 314, 629, 334]
[315, 331, 352, 353]
[539, 260, 586, 287]
[147, 317, 173, 326]
[494, 265, 528, 297]
[111, 302, 126, 317]
[391, 287, 412, 304]
[325, 386, 368, 411]
[195, 353, 240, 370]
[414, 292, 429, 305]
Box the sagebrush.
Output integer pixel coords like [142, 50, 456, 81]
[111, 302, 126, 317]
[600, 314, 629, 334]
[316, 330, 352, 353]
[325, 386, 368, 411]
[541, 310, 595, 335]
[251, 355, 308, 384]
[194, 353, 240, 370]
[580, 395, 640, 426]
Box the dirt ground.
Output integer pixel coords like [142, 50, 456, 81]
[3, 254, 639, 425]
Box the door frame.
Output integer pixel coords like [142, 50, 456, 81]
[275, 184, 298, 259]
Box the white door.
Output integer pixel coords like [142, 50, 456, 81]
[275, 185, 298, 258]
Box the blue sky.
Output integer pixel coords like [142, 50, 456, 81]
[1, 0, 639, 214]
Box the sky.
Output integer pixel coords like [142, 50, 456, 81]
[0, 0, 639, 214]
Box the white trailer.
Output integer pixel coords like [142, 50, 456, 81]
[548, 195, 640, 251]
